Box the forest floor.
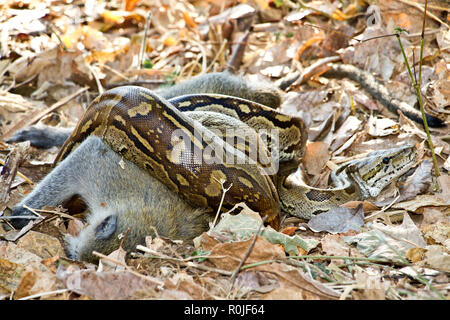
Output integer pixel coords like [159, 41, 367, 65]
[0, 0, 449, 300]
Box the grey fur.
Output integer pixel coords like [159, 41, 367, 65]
[8, 72, 281, 149]
[8, 72, 281, 262]
[157, 71, 281, 109]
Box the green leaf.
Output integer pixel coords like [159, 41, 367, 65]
[142, 59, 153, 69]
[210, 210, 319, 255]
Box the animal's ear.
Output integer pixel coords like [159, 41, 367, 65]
[95, 215, 118, 240]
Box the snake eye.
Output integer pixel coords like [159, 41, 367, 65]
[382, 157, 390, 164]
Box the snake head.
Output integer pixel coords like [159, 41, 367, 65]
[346, 145, 418, 199]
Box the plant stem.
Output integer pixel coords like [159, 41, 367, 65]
[395, 24, 441, 186]
[289, 255, 411, 267]
[139, 11, 152, 70]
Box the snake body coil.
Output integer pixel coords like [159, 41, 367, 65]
[56, 87, 307, 228]
[55, 85, 417, 224]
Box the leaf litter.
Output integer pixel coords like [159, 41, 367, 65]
[0, 0, 449, 300]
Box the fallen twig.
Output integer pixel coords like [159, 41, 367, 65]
[210, 178, 232, 230]
[18, 289, 71, 300]
[1, 86, 88, 141]
[276, 55, 340, 90]
[92, 250, 165, 286]
[0, 158, 33, 185]
[139, 11, 152, 70]
[136, 244, 232, 276]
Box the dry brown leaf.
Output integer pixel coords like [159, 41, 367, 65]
[125, 0, 141, 11]
[422, 221, 450, 246]
[321, 234, 353, 257]
[367, 116, 399, 137]
[352, 270, 387, 300]
[100, 10, 144, 25]
[164, 272, 213, 300]
[330, 116, 362, 153]
[342, 25, 403, 80]
[14, 266, 61, 300]
[372, 212, 427, 248]
[437, 175, 450, 200]
[406, 247, 426, 263]
[341, 200, 379, 213]
[378, 0, 442, 34]
[0, 258, 25, 296]
[424, 245, 450, 273]
[392, 195, 450, 212]
[32, 48, 86, 88]
[198, 225, 337, 299]
[100, 246, 127, 270]
[9, 48, 57, 83]
[345, 213, 426, 262]
[207, 236, 285, 271]
[399, 112, 450, 155]
[66, 218, 84, 237]
[0, 240, 42, 265]
[64, 269, 160, 300]
[260, 262, 339, 300]
[302, 141, 330, 176]
[0, 90, 35, 113]
[398, 159, 433, 200]
[235, 270, 279, 294]
[421, 207, 448, 228]
[195, 232, 221, 252]
[144, 235, 169, 252]
[16, 231, 65, 260]
[0, 241, 62, 299]
[444, 156, 450, 172]
[280, 226, 298, 236]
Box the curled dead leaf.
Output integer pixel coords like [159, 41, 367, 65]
[64, 269, 160, 300]
[16, 231, 65, 260]
[207, 236, 285, 271]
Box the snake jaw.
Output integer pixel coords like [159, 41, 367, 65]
[346, 145, 418, 199]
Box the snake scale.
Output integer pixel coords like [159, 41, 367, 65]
[55, 86, 417, 228]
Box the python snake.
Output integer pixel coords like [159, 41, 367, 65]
[55, 86, 417, 226]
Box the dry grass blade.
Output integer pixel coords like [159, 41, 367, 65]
[136, 245, 233, 276]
